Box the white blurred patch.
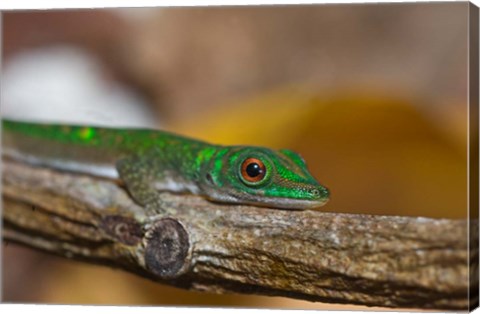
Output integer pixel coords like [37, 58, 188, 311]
[1, 46, 158, 128]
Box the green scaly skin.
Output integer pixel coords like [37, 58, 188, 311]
[2, 119, 329, 213]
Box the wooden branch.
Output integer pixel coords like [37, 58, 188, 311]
[2, 160, 475, 310]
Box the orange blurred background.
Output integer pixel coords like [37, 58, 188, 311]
[1, 3, 470, 309]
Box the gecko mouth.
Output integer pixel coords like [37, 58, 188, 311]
[204, 186, 329, 210]
[245, 196, 329, 210]
[218, 193, 329, 210]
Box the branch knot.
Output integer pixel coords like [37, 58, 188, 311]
[100, 215, 143, 245]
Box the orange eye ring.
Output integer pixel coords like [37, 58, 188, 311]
[240, 158, 266, 183]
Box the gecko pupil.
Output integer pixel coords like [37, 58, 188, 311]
[246, 163, 263, 177]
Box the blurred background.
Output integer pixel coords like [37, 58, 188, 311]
[1, 2, 470, 309]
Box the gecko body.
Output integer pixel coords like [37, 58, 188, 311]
[2, 119, 329, 212]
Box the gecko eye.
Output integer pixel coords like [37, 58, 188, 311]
[240, 158, 266, 183]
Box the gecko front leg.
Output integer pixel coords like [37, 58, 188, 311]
[116, 154, 166, 216]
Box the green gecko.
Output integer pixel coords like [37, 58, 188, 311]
[2, 119, 329, 212]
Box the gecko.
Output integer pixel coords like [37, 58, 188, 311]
[2, 119, 330, 213]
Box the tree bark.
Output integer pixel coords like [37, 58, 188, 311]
[2, 160, 475, 309]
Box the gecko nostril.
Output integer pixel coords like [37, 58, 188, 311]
[310, 187, 330, 199]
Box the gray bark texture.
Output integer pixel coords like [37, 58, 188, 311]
[2, 160, 476, 309]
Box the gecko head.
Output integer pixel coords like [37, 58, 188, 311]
[202, 146, 329, 210]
